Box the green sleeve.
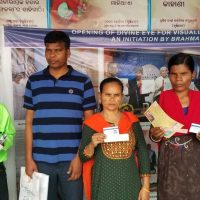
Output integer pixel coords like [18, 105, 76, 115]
[79, 125, 95, 162]
[0, 104, 16, 151]
[133, 122, 150, 175]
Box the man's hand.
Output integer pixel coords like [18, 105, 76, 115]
[25, 159, 38, 177]
[67, 154, 82, 181]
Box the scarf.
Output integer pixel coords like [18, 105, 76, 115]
[159, 89, 200, 136]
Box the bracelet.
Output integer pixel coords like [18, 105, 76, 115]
[142, 187, 150, 193]
[140, 173, 151, 178]
[149, 133, 162, 143]
[83, 143, 94, 158]
[83, 149, 93, 158]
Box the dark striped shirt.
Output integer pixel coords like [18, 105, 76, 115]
[24, 66, 96, 163]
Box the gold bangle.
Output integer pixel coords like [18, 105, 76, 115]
[142, 187, 150, 193]
[149, 133, 162, 143]
[83, 143, 95, 158]
[140, 173, 151, 177]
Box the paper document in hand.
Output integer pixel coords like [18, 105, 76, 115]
[144, 101, 184, 138]
[19, 166, 49, 200]
[189, 123, 200, 134]
[103, 126, 129, 142]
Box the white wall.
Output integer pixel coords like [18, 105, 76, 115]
[0, 26, 17, 200]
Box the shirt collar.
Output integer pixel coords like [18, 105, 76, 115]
[43, 65, 73, 78]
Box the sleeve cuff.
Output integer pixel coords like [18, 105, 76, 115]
[140, 173, 151, 177]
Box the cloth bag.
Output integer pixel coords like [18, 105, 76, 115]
[19, 166, 49, 200]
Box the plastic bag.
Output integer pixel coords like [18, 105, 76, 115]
[19, 166, 49, 200]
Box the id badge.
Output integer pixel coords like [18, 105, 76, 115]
[103, 126, 129, 142]
[189, 123, 200, 134]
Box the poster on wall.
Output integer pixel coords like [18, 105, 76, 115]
[0, 1, 47, 27]
[151, 0, 200, 31]
[11, 48, 45, 120]
[103, 48, 200, 120]
[69, 48, 100, 98]
[6, 27, 200, 199]
[11, 47, 199, 122]
[4, 26, 200, 50]
[104, 49, 166, 121]
[50, 0, 148, 30]
[11, 47, 100, 121]
[0, 48, 2, 72]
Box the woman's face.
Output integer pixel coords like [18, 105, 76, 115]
[100, 82, 123, 111]
[169, 64, 194, 93]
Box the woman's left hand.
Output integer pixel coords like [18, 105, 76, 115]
[138, 188, 150, 200]
[196, 132, 200, 141]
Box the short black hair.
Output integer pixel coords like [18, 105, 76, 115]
[100, 77, 124, 93]
[168, 53, 194, 73]
[44, 31, 70, 48]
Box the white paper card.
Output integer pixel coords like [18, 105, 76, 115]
[103, 126, 120, 136]
[103, 126, 129, 142]
[176, 128, 188, 134]
[104, 134, 129, 142]
[189, 123, 200, 134]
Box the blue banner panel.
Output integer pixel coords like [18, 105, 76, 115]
[4, 26, 200, 48]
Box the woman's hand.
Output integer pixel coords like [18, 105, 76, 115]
[196, 132, 200, 141]
[138, 187, 150, 200]
[91, 133, 105, 147]
[150, 127, 165, 142]
[83, 133, 105, 158]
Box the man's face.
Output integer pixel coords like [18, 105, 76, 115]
[108, 63, 118, 75]
[160, 68, 168, 78]
[45, 42, 70, 69]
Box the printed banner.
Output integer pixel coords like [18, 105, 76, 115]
[50, 0, 148, 30]
[0, 0, 200, 32]
[151, 0, 200, 31]
[4, 26, 200, 48]
[0, 0, 47, 28]
[11, 47, 99, 120]
[1, 2, 200, 200]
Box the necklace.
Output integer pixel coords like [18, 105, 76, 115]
[102, 111, 121, 126]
